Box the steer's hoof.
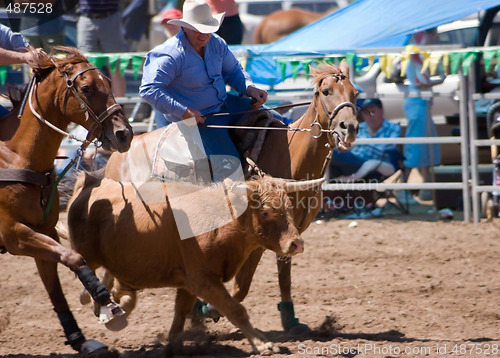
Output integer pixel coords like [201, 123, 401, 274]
[80, 339, 108, 354]
[286, 322, 311, 336]
[257, 342, 280, 355]
[99, 302, 127, 331]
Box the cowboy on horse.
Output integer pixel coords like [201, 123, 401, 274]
[140, 0, 282, 181]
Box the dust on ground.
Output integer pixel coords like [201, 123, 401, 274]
[1, 200, 499, 358]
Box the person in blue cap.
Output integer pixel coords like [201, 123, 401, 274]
[329, 98, 402, 182]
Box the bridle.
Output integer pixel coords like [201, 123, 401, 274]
[27, 61, 122, 149]
[24, 61, 123, 220]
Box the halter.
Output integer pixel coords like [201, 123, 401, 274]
[313, 73, 358, 143]
[307, 73, 358, 182]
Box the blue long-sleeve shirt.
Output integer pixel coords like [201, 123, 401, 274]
[140, 29, 253, 122]
[0, 24, 29, 52]
[350, 119, 401, 161]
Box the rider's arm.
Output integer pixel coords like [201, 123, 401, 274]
[140, 52, 188, 121]
[0, 48, 33, 65]
[0, 24, 29, 52]
[218, 38, 267, 107]
[0, 24, 34, 65]
[219, 40, 253, 96]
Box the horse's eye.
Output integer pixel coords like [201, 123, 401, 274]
[80, 86, 91, 95]
[322, 88, 329, 96]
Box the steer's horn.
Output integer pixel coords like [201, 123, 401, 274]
[285, 178, 325, 193]
[230, 182, 249, 195]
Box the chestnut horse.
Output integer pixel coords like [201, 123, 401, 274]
[0, 47, 133, 353]
[253, 7, 336, 44]
[104, 60, 358, 334]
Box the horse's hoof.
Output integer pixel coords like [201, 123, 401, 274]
[80, 339, 108, 354]
[286, 322, 311, 336]
[98, 302, 125, 324]
[105, 314, 128, 331]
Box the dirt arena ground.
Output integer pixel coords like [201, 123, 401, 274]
[1, 201, 499, 358]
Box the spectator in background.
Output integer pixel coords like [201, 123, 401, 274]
[329, 98, 401, 182]
[160, 8, 183, 38]
[77, 0, 128, 97]
[18, 0, 65, 52]
[402, 28, 443, 201]
[206, 0, 243, 44]
[0, 24, 44, 117]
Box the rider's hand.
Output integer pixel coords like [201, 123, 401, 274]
[24, 46, 45, 67]
[246, 86, 268, 110]
[182, 108, 205, 123]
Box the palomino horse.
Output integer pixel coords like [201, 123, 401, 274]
[0, 47, 133, 352]
[230, 60, 358, 333]
[253, 7, 336, 44]
[104, 59, 358, 334]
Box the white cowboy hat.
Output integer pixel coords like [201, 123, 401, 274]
[168, 0, 225, 34]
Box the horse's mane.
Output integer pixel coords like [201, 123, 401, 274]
[311, 62, 343, 87]
[30, 46, 89, 77]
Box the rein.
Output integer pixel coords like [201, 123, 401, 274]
[205, 101, 311, 118]
[206, 100, 356, 140]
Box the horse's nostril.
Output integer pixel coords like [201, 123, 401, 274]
[339, 121, 346, 129]
[116, 129, 130, 144]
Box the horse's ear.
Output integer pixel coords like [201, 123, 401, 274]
[339, 59, 349, 78]
[310, 65, 319, 76]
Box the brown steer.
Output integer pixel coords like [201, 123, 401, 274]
[65, 173, 323, 354]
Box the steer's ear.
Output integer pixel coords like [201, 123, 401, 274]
[285, 178, 325, 193]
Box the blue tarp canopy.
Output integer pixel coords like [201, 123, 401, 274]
[232, 0, 500, 84]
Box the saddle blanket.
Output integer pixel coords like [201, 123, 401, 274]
[151, 120, 211, 184]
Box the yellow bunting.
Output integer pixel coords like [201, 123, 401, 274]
[420, 51, 431, 74]
[379, 54, 395, 79]
[400, 52, 410, 77]
[379, 55, 387, 77]
[442, 53, 450, 74]
[361, 55, 375, 71]
[429, 53, 442, 76]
